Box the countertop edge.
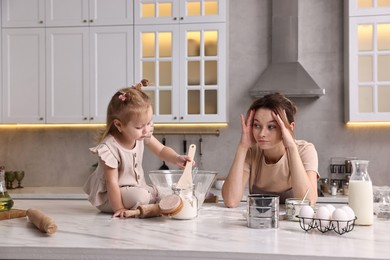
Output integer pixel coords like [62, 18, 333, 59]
[1, 246, 378, 260]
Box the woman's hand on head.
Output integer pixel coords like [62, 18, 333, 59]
[240, 110, 256, 149]
[272, 110, 295, 148]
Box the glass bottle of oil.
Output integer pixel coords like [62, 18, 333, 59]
[0, 166, 14, 211]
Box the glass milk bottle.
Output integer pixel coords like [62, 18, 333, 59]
[0, 166, 14, 211]
[348, 160, 373, 225]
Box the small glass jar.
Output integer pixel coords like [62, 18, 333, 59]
[159, 184, 198, 220]
[377, 189, 390, 221]
[285, 198, 310, 221]
[172, 185, 198, 220]
[331, 181, 338, 196]
[320, 178, 330, 194]
[0, 166, 14, 211]
[343, 181, 349, 196]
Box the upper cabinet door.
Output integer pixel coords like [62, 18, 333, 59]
[134, 25, 180, 123]
[346, 15, 390, 122]
[46, 27, 90, 123]
[46, 0, 133, 27]
[45, 0, 89, 27]
[345, 0, 390, 123]
[1, 0, 45, 28]
[134, 23, 226, 123]
[348, 0, 390, 16]
[134, 0, 226, 25]
[134, 0, 179, 25]
[179, 0, 226, 23]
[2, 28, 46, 123]
[89, 26, 134, 123]
[89, 0, 133, 26]
[179, 23, 226, 123]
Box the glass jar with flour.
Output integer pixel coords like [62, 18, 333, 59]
[159, 184, 198, 220]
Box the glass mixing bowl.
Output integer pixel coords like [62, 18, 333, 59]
[148, 170, 217, 209]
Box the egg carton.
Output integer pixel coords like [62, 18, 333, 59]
[297, 216, 357, 235]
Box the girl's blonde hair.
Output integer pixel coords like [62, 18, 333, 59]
[98, 79, 151, 143]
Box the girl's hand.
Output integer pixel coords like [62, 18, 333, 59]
[112, 208, 126, 218]
[272, 110, 295, 148]
[175, 155, 195, 169]
[240, 110, 256, 149]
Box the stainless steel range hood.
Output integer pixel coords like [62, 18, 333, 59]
[250, 0, 325, 98]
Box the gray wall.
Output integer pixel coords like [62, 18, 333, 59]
[1, 0, 390, 187]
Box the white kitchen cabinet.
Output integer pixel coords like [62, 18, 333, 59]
[89, 26, 134, 123]
[1, 0, 45, 28]
[134, 0, 226, 25]
[45, 0, 133, 27]
[345, 0, 390, 122]
[2, 28, 46, 123]
[1, 1, 226, 124]
[46, 26, 133, 123]
[347, 0, 390, 16]
[134, 22, 226, 123]
[88, 0, 133, 26]
[45, 0, 88, 27]
[134, 0, 227, 123]
[1, 0, 133, 28]
[46, 27, 89, 123]
[1, 0, 134, 124]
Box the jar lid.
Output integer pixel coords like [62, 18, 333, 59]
[159, 194, 183, 216]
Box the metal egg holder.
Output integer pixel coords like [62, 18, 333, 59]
[296, 216, 357, 235]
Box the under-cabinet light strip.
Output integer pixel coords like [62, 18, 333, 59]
[0, 123, 227, 130]
[153, 130, 220, 136]
[346, 122, 390, 127]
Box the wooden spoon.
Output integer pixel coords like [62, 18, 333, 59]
[176, 144, 196, 189]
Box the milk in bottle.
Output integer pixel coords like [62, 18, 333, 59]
[348, 160, 373, 225]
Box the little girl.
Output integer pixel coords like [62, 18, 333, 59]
[83, 80, 192, 218]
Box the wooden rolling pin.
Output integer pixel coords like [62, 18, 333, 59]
[26, 208, 58, 234]
[0, 209, 27, 220]
[124, 204, 161, 218]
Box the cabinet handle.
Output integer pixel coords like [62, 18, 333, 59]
[173, 116, 177, 120]
[89, 19, 93, 23]
[180, 17, 184, 20]
[89, 117, 94, 120]
[180, 116, 184, 120]
[83, 20, 87, 23]
[39, 117, 44, 121]
[39, 21, 43, 24]
[173, 17, 177, 20]
[83, 117, 88, 120]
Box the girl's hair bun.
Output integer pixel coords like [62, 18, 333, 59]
[140, 79, 149, 87]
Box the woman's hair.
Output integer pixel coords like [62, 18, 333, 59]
[248, 92, 297, 133]
[97, 79, 151, 142]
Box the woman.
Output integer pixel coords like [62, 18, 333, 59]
[222, 93, 319, 207]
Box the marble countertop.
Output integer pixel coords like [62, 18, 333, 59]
[1, 199, 389, 260]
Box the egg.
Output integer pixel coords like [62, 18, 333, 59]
[298, 205, 314, 224]
[341, 205, 355, 220]
[314, 206, 331, 228]
[325, 204, 336, 215]
[332, 208, 349, 230]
